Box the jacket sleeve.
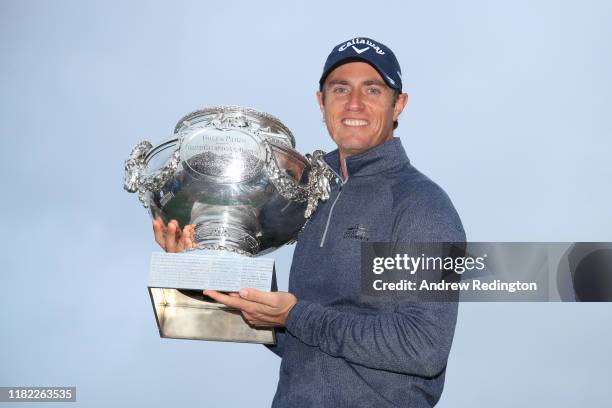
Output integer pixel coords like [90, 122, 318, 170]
[285, 299, 457, 377]
[285, 184, 465, 377]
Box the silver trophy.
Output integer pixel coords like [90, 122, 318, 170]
[123, 106, 335, 344]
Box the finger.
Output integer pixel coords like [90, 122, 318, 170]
[188, 225, 196, 248]
[165, 220, 179, 252]
[251, 321, 275, 327]
[204, 290, 254, 312]
[175, 226, 184, 252]
[173, 220, 182, 241]
[181, 225, 196, 250]
[153, 217, 166, 250]
[242, 311, 254, 322]
[238, 288, 279, 307]
[241, 311, 271, 327]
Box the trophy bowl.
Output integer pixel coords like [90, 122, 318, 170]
[123, 106, 335, 343]
[124, 106, 334, 255]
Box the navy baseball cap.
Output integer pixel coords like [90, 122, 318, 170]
[319, 37, 402, 92]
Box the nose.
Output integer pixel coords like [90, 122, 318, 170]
[346, 89, 365, 111]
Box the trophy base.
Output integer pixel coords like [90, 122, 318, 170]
[147, 251, 276, 344]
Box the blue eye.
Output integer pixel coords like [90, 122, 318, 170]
[333, 87, 349, 94]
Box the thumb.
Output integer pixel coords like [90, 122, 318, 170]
[239, 288, 275, 306]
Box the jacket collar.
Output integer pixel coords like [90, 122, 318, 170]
[323, 137, 410, 179]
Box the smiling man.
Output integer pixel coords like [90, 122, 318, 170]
[156, 37, 465, 407]
[317, 60, 406, 178]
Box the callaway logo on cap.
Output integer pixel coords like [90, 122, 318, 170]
[319, 37, 402, 91]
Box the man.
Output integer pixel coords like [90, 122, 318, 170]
[154, 37, 465, 407]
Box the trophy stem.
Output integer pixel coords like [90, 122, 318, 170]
[193, 219, 260, 256]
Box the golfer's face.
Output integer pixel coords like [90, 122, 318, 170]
[319, 62, 402, 156]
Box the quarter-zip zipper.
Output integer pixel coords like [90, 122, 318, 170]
[319, 164, 347, 247]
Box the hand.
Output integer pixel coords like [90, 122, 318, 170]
[152, 217, 196, 253]
[204, 288, 297, 327]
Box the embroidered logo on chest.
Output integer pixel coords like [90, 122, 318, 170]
[343, 224, 370, 241]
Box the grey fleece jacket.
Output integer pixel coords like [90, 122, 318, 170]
[268, 137, 465, 408]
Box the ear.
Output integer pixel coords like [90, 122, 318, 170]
[393, 92, 409, 122]
[316, 90, 325, 113]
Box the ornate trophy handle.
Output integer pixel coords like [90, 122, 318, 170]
[303, 150, 336, 218]
[123, 140, 180, 208]
[265, 144, 336, 219]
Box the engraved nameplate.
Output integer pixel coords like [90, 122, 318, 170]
[180, 127, 264, 183]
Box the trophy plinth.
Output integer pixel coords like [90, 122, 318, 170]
[124, 106, 336, 343]
[148, 251, 277, 343]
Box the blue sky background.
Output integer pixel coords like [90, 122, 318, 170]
[1, 0, 611, 406]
